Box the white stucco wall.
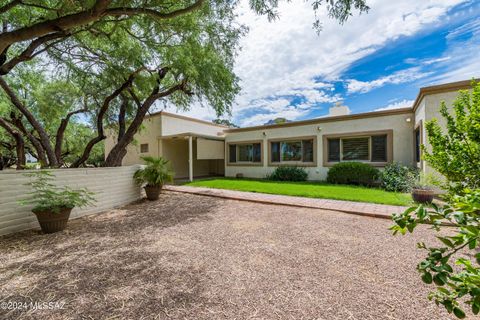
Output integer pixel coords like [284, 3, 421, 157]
[160, 114, 225, 137]
[0, 166, 141, 236]
[225, 111, 415, 180]
[420, 90, 469, 175]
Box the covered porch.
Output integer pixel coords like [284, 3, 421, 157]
[158, 132, 225, 182]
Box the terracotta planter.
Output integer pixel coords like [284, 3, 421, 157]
[412, 188, 435, 204]
[32, 207, 72, 234]
[144, 185, 162, 201]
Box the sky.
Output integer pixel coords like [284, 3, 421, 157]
[165, 0, 480, 127]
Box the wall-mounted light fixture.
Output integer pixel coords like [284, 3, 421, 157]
[262, 132, 266, 137]
[317, 126, 322, 132]
[406, 117, 412, 123]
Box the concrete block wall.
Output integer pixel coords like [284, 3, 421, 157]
[0, 166, 141, 236]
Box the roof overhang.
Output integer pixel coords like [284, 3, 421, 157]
[158, 132, 225, 141]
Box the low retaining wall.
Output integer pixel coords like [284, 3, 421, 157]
[0, 166, 142, 236]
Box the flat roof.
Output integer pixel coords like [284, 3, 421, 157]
[145, 110, 229, 128]
[142, 80, 475, 134]
[225, 79, 475, 133]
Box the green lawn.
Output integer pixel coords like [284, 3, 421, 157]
[184, 178, 412, 206]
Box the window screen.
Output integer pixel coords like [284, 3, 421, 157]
[229, 144, 236, 163]
[140, 143, 149, 153]
[252, 143, 261, 162]
[415, 128, 421, 163]
[271, 142, 280, 162]
[302, 139, 314, 162]
[281, 141, 302, 161]
[371, 135, 387, 162]
[342, 137, 369, 161]
[328, 138, 340, 162]
[238, 144, 252, 162]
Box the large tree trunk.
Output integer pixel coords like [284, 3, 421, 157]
[104, 75, 186, 166]
[9, 115, 48, 166]
[0, 117, 25, 169]
[0, 77, 58, 166]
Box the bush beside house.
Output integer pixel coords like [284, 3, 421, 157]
[267, 166, 308, 182]
[326, 162, 379, 186]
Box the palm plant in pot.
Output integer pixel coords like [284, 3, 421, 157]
[411, 173, 440, 204]
[22, 171, 95, 233]
[134, 156, 174, 200]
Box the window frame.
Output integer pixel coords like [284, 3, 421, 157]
[414, 121, 423, 168]
[322, 130, 393, 167]
[226, 140, 263, 166]
[140, 143, 149, 153]
[268, 136, 317, 167]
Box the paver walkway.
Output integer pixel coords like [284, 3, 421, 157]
[164, 185, 408, 220]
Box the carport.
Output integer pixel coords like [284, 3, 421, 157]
[158, 132, 225, 181]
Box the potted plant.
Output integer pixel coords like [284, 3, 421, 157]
[22, 171, 95, 233]
[411, 173, 439, 204]
[134, 156, 174, 200]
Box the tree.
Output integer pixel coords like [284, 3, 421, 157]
[422, 81, 480, 194]
[0, 0, 369, 167]
[391, 83, 480, 319]
[213, 118, 239, 128]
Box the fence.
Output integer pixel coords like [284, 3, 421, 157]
[0, 166, 141, 236]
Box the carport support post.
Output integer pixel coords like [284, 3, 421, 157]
[188, 135, 193, 182]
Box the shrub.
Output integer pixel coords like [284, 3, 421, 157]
[326, 162, 379, 186]
[381, 162, 418, 192]
[134, 156, 174, 187]
[423, 81, 480, 195]
[22, 171, 95, 213]
[267, 166, 308, 182]
[391, 189, 480, 318]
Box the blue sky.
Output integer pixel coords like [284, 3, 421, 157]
[171, 0, 480, 127]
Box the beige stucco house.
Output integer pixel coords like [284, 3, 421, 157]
[105, 80, 473, 181]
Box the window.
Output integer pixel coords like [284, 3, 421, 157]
[326, 132, 390, 164]
[228, 142, 262, 164]
[415, 127, 421, 163]
[371, 135, 387, 162]
[342, 137, 369, 161]
[140, 143, 149, 153]
[270, 138, 315, 164]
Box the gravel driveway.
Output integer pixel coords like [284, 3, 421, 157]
[0, 191, 457, 319]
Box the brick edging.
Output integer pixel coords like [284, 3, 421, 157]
[164, 187, 395, 221]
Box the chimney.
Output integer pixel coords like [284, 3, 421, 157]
[328, 101, 351, 116]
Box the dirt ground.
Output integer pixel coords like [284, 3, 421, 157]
[0, 191, 460, 319]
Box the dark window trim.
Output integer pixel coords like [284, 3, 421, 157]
[322, 130, 393, 167]
[267, 136, 317, 167]
[226, 140, 263, 166]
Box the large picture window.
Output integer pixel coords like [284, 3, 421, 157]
[269, 138, 315, 165]
[325, 131, 391, 165]
[227, 142, 262, 164]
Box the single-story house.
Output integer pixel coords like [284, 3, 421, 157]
[105, 80, 474, 181]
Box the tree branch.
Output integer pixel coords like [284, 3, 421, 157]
[0, 0, 21, 14]
[70, 69, 140, 168]
[0, 117, 25, 169]
[0, 76, 57, 166]
[7, 113, 48, 165]
[0, 0, 204, 60]
[55, 107, 89, 164]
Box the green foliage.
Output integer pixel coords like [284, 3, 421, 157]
[423, 81, 480, 194]
[21, 171, 95, 213]
[326, 162, 379, 186]
[391, 190, 480, 318]
[381, 162, 418, 192]
[187, 178, 411, 205]
[134, 156, 175, 187]
[266, 166, 308, 182]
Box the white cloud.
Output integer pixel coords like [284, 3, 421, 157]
[158, 0, 469, 126]
[375, 99, 414, 111]
[346, 67, 432, 94]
